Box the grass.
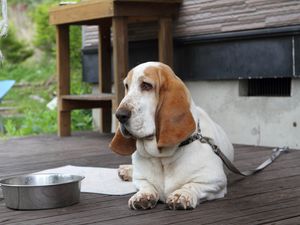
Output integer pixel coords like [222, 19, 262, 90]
[0, 59, 93, 137]
[0, 59, 55, 83]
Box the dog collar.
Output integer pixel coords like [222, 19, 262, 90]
[179, 120, 202, 148]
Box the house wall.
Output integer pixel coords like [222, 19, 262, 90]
[186, 80, 300, 149]
[83, 0, 300, 46]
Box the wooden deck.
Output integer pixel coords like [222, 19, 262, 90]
[0, 132, 299, 225]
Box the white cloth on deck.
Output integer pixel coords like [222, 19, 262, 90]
[35, 165, 137, 195]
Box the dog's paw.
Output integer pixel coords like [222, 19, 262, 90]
[166, 191, 196, 210]
[128, 191, 158, 210]
[118, 164, 132, 181]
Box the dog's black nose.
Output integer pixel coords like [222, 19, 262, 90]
[116, 108, 131, 124]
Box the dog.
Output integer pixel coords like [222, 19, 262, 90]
[110, 62, 234, 210]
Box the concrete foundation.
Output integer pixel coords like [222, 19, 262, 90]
[185, 79, 300, 149]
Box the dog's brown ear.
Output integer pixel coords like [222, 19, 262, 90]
[109, 128, 136, 155]
[156, 66, 196, 149]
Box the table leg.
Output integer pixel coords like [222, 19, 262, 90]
[56, 25, 71, 136]
[112, 17, 128, 110]
[159, 17, 173, 68]
[98, 21, 112, 133]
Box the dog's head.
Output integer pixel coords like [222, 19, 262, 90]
[109, 62, 196, 155]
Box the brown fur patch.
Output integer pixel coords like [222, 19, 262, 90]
[145, 63, 196, 148]
[109, 69, 136, 156]
[109, 128, 136, 155]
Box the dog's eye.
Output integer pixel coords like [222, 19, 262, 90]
[124, 83, 129, 90]
[141, 82, 153, 91]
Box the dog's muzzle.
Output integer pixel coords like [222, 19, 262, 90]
[116, 108, 131, 124]
[116, 107, 133, 138]
[119, 124, 132, 138]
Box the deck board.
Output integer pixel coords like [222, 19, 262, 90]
[0, 132, 299, 225]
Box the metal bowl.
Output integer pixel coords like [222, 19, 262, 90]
[0, 173, 85, 210]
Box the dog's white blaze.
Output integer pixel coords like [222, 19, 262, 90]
[119, 62, 160, 139]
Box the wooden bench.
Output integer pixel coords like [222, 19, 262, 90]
[49, 0, 181, 136]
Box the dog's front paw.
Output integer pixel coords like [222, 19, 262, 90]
[118, 164, 132, 181]
[166, 190, 196, 210]
[128, 191, 158, 210]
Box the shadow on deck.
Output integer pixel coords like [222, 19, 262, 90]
[0, 132, 299, 225]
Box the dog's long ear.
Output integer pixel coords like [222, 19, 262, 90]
[156, 66, 196, 149]
[109, 128, 136, 155]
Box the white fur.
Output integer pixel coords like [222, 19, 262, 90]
[118, 62, 160, 139]
[120, 62, 234, 209]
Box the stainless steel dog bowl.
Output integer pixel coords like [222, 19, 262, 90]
[0, 174, 85, 210]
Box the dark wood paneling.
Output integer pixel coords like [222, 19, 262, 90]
[175, 36, 293, 80]
[82, 27, 299, 82]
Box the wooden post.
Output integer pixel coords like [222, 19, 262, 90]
[112, 17, 128, 109]
[56, 25, 71, 137]
[98, 21, 112, 133]
[158, 17, 173, 68]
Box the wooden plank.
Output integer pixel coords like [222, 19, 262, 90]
[262, 216, 300, 225]
[60, 94, 114, 112]
[1, 135, 300, 225]
[114, 2, 180, 18]
[112, 17, 128, 109]
[114, 0, 182, 3]
[86, 0, 182, 3]
[56, 26, 70, 100]
[98, 23, 112, 94]
[159, 17, 173, 68]
[49, 1, 114, 25]
[60, 99, 112, 111]
[61, 94, 115, 101]
[49, 1, 181, 25]
[85, 188, 300, 225]
[56, 25, 71, 137]
[98, 21, 113, 133]
[13, 187, 300, 225]
[127, 16, 157, 24]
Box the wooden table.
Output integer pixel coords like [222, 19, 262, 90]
[49, 0, 181, 136]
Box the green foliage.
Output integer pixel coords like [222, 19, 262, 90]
[3, 109, 92, 137]
[0, 60, 92, 137]
[69, 26, 82, 70]
[4, 110, 57, 136]
[0, 1, 92, 138]
[8, 0, 44, 7]
[0, 23, 34, 64]
[0, 59, 55, 82]
[31, 2, 57, 54]
[31, 1, 82, 69]
[8, 0, 74, 9]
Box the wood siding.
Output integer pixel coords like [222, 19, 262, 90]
[83, 0, 300, 46]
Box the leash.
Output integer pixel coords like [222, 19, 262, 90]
[179, 121, 289, 176]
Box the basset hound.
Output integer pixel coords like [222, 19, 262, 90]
[110, 62, 234, 210]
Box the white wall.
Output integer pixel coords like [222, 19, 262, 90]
[185, 79, 300, 149]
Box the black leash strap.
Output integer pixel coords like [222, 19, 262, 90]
[180, 121, 289, 176]
[199, 136, 289, 176]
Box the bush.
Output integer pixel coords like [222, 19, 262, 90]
[0, 23, 34, 64]
[31, 2, 56, 55]
[31, 1, 82, 69]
